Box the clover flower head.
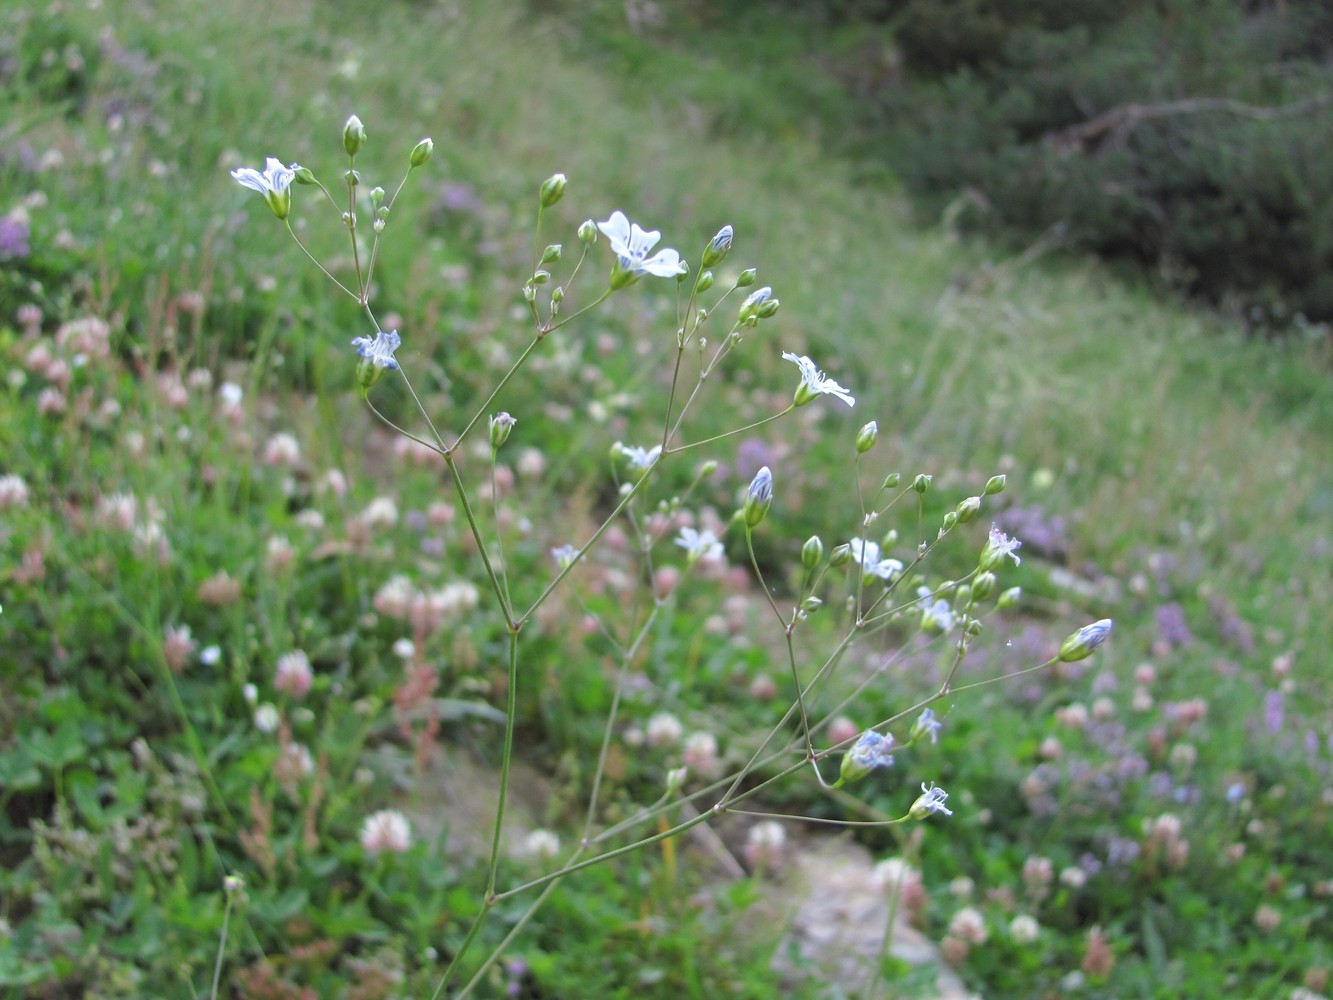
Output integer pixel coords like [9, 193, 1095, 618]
[597, 210, 686, 284]
[360, 809, 412, 855]
[911, 781, 954, 819]
[230, 157, 297, 219]
[849, 538, 903, 582]
[782, 351, 855, 408]
[676, 526, 723, 563]
[351, 329, 401, 370]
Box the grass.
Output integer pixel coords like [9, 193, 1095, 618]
[1, 0, 1330, 997]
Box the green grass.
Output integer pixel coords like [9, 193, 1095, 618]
[1, 0, 1330, 997]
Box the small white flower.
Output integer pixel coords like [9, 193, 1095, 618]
[351, 329, 401, 370]
[596, 210, 686, 281]
[618, 443, 661, 470]
[1009, 914, 1040, 943]
[675, 526, 723, 563]
[522, 829, 561, 860]
[360, 809, 412, 855]
[782, 352, 855, 408]
[849, 538, 903, 582]
[551, 544, 579, 568]
[230, 157, 297, 219]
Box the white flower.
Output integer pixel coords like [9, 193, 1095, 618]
[596, 210, 686, 282]
[618, 443, 661, 470]
[274, 650, 313, 697]
[351, 329, 401, 370]
[360, 809, 412, 855]
[675, 526, 723, 563]
[522, 829, 561, 860]
[1009, 914, 1040, 943]
[849, 538, 903, 582]
[782, 352, 855, 408]
[230, 157, 297, 219]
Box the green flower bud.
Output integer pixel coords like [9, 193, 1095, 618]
[855, 421, 879, 454]
[998, 586, 1021, 609]
[489, 412, 516, 450]
[912, 474, 932, 495]
[941, 511, 958, 532]
[531, 269, 551, 285]
[293, 166, 316, 185]
[801, 535, 824, 570]
[578, 219, 597, 243]
[343, 115, 366, 157]
[829, 543, 851, 568]
[540, 244, 562, 264]
[344, 169, 360, 188]
[743, 466, 773, 528]
[702, 224, 733, 267]
[409, 137, 434, 168]
[676, 260, 691, 283]
[971, 571, 997, 600]
[736, 268, 757, 288]
[956, 496, 982, 524]
[985, 474, 1006, 495]
[551, 286, 565, 305]
[371, 186, 386, 208]
[1058, 619, 1113, 662]
[800, 595, 823, 614]
[697, 270, 715, 293]
[739, 286, 773, 324]
[700, 460, 718, 478]
[883, 472, 901, 489]
[539, 173, 567, 208]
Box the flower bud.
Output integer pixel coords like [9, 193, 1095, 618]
[578, 219, 596, 243]
[956, 496, 982, 524]
[739, 286, 773, 324]
[855, 421, 878, 454]
[1058, 619, 1113, 662]
[697, 270, 715, 293]
[489, 412, 516, 449]
[676, 260, 691, 283]
[985, 474, 1006, 495]
[912, 474, 932, 495]
[551, 286, 565, 305]
[371, 186, 386, 208]
[743, 466, 773, 528]
[736, 268, 757, 288]
[883, 472, 901, 489]
[702, 224, 733, 267]
[409, 137, 434, 168]
[539, 173, 567, 208]
[799, 596, 823, 614]
[343, 115, 366, 157]
[293, 166, 316, 185]
[665, 767, 688, 794]
[941, 511, 957, 532]
[224, 874, 245, 895]
[540, 244, 562, 265]
[530, 269, 551, 285]
[971, 571, 997, 600]
[829, 543, 851, 567]
[998, 586, 1021, 609]
[700, 460, 718, 478]
[801, 535, 824, 570]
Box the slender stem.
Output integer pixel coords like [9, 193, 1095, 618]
[284, 221, 358, 300]
[208, 892, 233, 1000]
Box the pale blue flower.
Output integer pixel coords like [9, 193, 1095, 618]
[849, 538, 903, 582]
[551, 544, 579, 569]
[351, 329, 401, 370]
[619, 443, 662, 470]
[912, 708, 942, 745]
[231, 157, 297, 219]
[839, 729, 895, 783]
[597, 210, 686, 281]
[910, 781, 953, 819]
[981, 523, 1022, 570]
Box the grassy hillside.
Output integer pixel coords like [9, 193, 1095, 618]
[1, 0, 1329, 997]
